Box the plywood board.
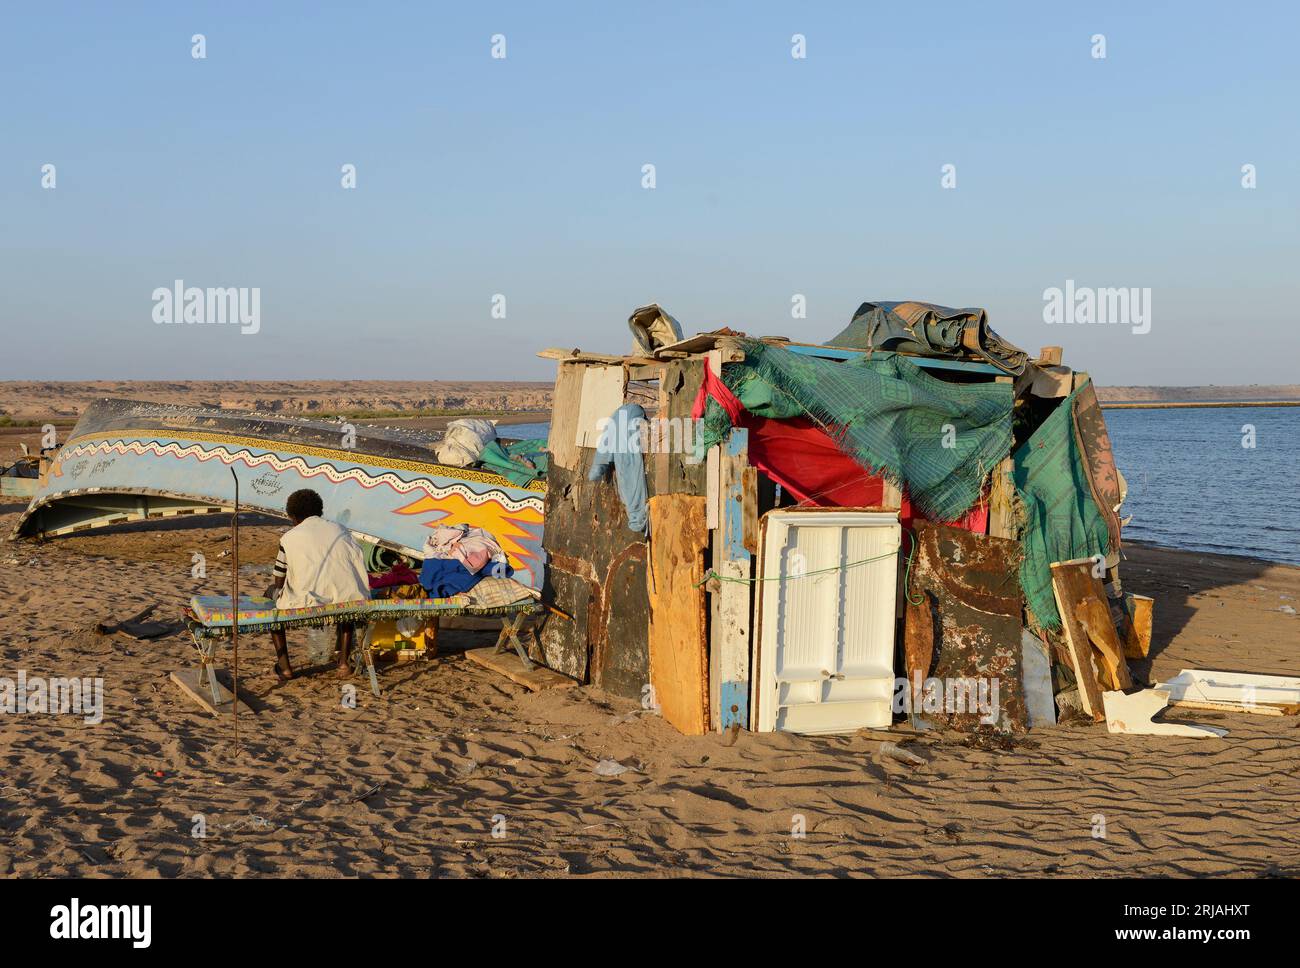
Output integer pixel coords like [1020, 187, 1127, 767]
[547, 363, 586, 471]
[647, 494, 710, 735]
[574, 365, 627, 449]
[464, 647, 579, 692]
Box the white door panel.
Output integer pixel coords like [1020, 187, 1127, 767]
[755, 510, 900, 734]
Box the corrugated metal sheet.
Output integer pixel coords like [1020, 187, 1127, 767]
[754, 510, 900, 734]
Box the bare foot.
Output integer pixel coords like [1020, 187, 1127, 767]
[273, 659, 295, 682]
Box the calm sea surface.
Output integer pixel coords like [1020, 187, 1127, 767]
[506, 408, 1300, 566]
[1105, 406, 1300, 566]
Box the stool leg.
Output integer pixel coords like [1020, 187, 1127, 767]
[492, 618, 511, 655]
[361, 624, 381, 697]
[504, 613, 534, 671]
[199, 640, 223, 708]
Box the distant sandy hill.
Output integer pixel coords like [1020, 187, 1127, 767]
[2, 380, 1298, 423]
[1095, 385, 1300, 403]
[0, 380, 553, 421]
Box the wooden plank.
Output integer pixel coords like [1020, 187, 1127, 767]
[547, 363, 585, 471]
[987, 457, 1016, 538]
[881, 479, 902, 510]
[652, 333, 726, 357]
[1037, 346, 1063, 366]
[712, 428, 752, 732]
[170, 668, 255, 718]
[705, 350, 723, 532]
[464, 647, 579, 692]
[654, 368, 672, 493]
[647, 494, 710, 735]
[1167, 698, 1286, 716]
[1078, 596, 1132, 690]
[574, 365, 627, 449]
[1049, 559, 1113, 721]
[538, 347, 656, 365]
[1121, 593, 1154, 659]
[740, 466, 759, 554]
[706, 446, 720, 530]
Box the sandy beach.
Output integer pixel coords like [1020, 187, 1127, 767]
[2, 501, 1296, 878]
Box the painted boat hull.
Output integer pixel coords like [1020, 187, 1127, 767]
[10, 399, 547, 588]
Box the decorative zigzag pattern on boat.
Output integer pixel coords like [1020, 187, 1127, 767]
[52, 439, 543, 514]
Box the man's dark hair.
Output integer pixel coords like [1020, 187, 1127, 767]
[286, 489, 324, 522]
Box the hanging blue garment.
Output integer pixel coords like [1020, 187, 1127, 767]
[588, 403, 649, 534]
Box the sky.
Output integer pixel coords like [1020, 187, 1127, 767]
[2, 1, 1296, 384]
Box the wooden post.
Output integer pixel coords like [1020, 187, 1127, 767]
[710, 428, 753, 732]
[647, 495, 710, 735]
[988, 374, 1016, 539]
[988, 457, 1016, 538]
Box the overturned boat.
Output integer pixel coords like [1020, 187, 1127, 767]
[9, 399, 546, 588]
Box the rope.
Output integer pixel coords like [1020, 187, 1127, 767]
[695, 533, 922, 590]
[902, 526, 926, 606]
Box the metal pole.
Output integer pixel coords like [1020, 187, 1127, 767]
[230, 467, 240, 754]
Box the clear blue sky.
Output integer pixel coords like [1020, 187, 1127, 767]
[2, 1, 1296, 384]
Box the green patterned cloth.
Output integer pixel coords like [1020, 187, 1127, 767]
[1012, 382, 1113, 631]
[479, 438, 548, 486]
[697, 340, 1014, 521]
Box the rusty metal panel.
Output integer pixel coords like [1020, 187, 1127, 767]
[909, 522, 1027, 732]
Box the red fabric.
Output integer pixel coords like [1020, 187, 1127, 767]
[745, 415, 988, 532]
[692, 360, 744, 422]
[368, 562, 421, 589]
[693, 363, 986, 532]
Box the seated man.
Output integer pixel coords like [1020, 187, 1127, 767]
[268, 488, 370, 681]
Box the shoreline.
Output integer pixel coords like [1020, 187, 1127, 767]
[1101, 400, 1300, 410]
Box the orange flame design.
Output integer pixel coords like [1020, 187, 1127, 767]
[393, 492, 542, 576]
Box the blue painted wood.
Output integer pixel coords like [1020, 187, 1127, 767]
[723, 428, 750, 562]
[720, 680, 748, 730]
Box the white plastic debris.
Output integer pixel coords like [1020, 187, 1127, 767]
[594, 758, 631, 777]
[878, 742, 925, 766]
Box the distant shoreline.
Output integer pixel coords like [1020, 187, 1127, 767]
[1101, 400, 1300, 410]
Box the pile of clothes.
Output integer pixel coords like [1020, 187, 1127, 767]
[417, 524, 514, 597]
[433, 418, 548, 487]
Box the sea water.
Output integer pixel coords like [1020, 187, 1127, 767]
[1105, 406, 1300, 566]
[513, 407, 1300, 566]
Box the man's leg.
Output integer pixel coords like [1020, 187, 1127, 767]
[270, 629, 293, 681]
[335, 625, 354, 678]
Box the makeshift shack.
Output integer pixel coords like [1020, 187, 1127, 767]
[534, 301, 1145, 737]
